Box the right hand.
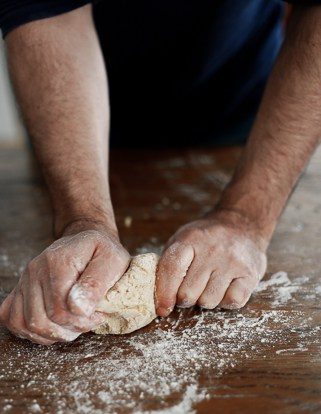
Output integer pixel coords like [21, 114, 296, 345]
[0, 228, 130, 345]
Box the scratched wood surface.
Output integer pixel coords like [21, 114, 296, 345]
[0, 145, 320, 414]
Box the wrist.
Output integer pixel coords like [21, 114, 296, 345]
[212, 170, 284, 246]
[206, 206, 273, 252]
[54, 212, 118, 239]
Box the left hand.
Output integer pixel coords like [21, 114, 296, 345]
[155, 211, 267, 316]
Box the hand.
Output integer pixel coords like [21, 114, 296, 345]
[155, 211, 267, 316]
[0, 228, 130, 345]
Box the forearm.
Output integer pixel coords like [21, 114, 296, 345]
[5, 5, 115, 236]
[217, 5, 321, 247]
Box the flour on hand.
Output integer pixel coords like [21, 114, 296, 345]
[94, 253, 159, 335]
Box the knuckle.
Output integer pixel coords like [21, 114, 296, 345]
[166, 241, 188, 256]
[163, 242, 179, 256]
[112, 252, 127, 269]
[50, 314, 64, 325]
[26, 259, 38, 274]
[80, 278, 99, 291]
[44, 250, 54, 262]
[86, 229, 101, 239]
[48, 308, 66, 325]
[119, 246, 131, 260]
[183, 227, 203, 240]
[160, 245, 189, 272]
[43, 251, 58, 269]
[178, 230, 195, 243]
[120, 251, 131, 268]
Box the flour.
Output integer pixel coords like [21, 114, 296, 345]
[0, 268, 319, 413]
[136, 244, 164, 256]
[1, 302, 319, 414]
[134, 385, 208, 414]
[203, 170, 231, 190]
[0, 253, 9, 266]
[255, 271, 291, 292]
[315, 286, 321, 295]
[275, 346, 308, 355]
[255, 271, 321, 306]
[29, 402, 42, 413]
[255, 271, 303, 305]
[178, 184, 211, 203]
[0, 248, 28, 278]
[124, 216, 133, 228]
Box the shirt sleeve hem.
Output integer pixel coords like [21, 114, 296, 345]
[1, 0, 92, 38]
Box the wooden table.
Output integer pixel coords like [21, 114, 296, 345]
[0, 145, 320, 414]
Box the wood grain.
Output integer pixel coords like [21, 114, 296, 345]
[0, 146, 320, 414]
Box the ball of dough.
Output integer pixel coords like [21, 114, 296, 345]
[93, 253, 159, 335]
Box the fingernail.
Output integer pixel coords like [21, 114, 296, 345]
[223, 302, 240, 310]
[176, 299, 193, 308]
[157, 306, 173, 317]
[51, 331, 79, 342]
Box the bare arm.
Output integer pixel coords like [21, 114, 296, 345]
[217, 5, 321, 246]
[0, 6, 130, 344]
[156, 5, 321, 315]
[6, 4, 115, 236]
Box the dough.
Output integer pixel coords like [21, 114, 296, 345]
[93, 253, 159, 335]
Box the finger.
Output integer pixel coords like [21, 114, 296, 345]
[0, 290, 15, 325]
[67, 249, 130, 317]
[40, 234, 102, 319]
[176, 260, 211, 308]
[197, 271, 232, 309]
[36, 259, 80, 321]
[155, 242, 194, 317]
[219, 277, 258, 310]
[7, 290, 56, 346]
[41, 279, 106, 331]
[23, 281, 80, 342]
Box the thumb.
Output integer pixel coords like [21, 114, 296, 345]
[67, 251, 130, 317]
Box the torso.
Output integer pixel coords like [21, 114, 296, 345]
[93, 0, 284, 146]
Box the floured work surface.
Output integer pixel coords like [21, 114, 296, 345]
[0, 146, 321, 414]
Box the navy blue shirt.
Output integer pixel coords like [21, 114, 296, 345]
[0, 1, 313, 146]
